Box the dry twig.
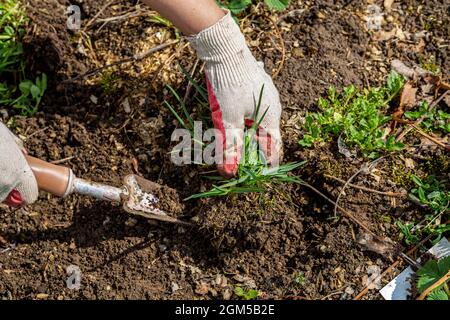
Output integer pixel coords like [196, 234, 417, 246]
[333, 158, 385, 220]
[324, 174, 407, 197]
[83, 0, 117, 30]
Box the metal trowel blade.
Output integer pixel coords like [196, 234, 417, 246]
[122, 174, 190, 225]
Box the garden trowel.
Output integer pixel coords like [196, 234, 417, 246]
[25, 156, 188, 225]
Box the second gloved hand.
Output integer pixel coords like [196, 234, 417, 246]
[0, 122, 38, 206]
[188, 10, 282, 177]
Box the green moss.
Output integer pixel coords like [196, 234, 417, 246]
[420, 154, 450, 176]
[100, 70, 121, 94]
[323, 160, 345, 179]
[389, 162, 414, 189]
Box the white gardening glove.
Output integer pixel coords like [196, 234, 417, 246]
[188, 10, 282, 177]
[0, 122, 38, 206]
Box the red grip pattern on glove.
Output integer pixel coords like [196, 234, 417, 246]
[4, 189, 24, 207]
[206, 77, 275, 177]
[206, 76, 239, 178]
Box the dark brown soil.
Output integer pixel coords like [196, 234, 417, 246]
[0, 0, 448, 300]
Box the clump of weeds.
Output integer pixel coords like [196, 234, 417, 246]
[165, 75, 306, 200]
[299, 71, 406, 158]
[397, 175, 449, 245]
[100, 70, 121, 94]
[0, 0, 47, 116]
[405, 101, 449, 134]
[419, 55, 440, 75]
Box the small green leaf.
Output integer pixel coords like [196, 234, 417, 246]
[30, 84, 40, 99]
[427, 289, 449, 300]
[19, 80, 32, 94]
[417, 257, 450, 293]
[264, 0, 290, 11]
[227, 0, 252, 14]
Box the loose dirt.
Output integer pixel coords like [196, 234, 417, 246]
[0, 0, 448, 300]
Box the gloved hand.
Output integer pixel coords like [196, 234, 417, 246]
[0, 122, 38, 206]
[188, 10, 282, 177]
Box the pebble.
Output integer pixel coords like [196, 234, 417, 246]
[90, 95, 98, 104]
[292, 47, 304, 58]
[171, 282, 180, 293]
[36, 293, 49, 299]
[125, 218, 138, 227]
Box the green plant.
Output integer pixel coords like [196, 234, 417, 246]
[100, 71, 120, 94]
[396, 221, 421, 245]
[234, 287, 259, 300]
[218, 0, 290, 15]
[416, 256, 450, 300]
[294, 272, 305, 286]
[299, 71, 405, 158]
[185, 86, 306, 200]
[0, 0, 26, 73]
[398, 175, 450, 245]
[12, 74, 47, 116]
[164, 68, 307, 200]
[420, 55, 440, 75]
[147, 15, 181, 39]
[0, 0, 47, 116]
[405, 101, 450, 133]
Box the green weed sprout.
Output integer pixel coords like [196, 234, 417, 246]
[0, 0, 27, 74]
[186, 86, 305, 200]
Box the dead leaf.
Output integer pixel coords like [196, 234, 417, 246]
[36, 293, 49, 300]
[439, 81, 450, 90]
[393, 81, 417, 119]
[400, 82, 417, 108]
[195, 282, 210, 295]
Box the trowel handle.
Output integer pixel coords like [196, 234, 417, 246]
[25, 155, 124, 202]
[25, 155, 73, 197]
